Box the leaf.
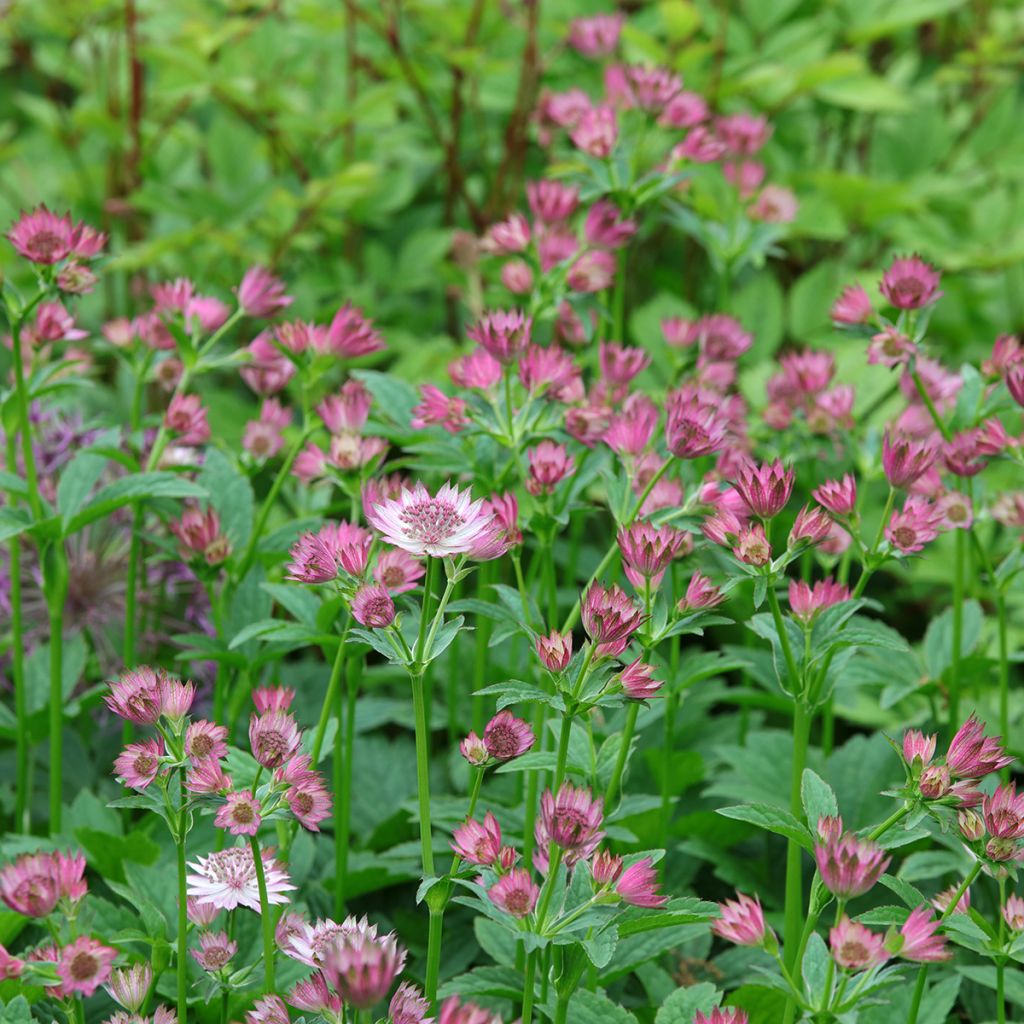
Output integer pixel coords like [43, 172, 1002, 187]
[437, 966, 524, 1001]
[716, 803, 813, 849]
[802, 933, 831, 1005]
[352, 369, 419, 428]
[801, 770, 839, 830]
[198, 447, 254, 550]
[922, 601, 983, 679]
[0, 509, 32, 543]
[564, 988, 639, 1024]
[56, 450, 109, 525]
[655, 983, 721, 1024]
[67, 473, 206, 533]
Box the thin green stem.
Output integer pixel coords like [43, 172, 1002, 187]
[906, 965, 928, 1024]
[411, 670, 435, 877]
[425, 904, 445, 1006]
[334, 655, 359, 918]
[311, 626, 350, 764]
[949, 527, 965, 735]
[10, 315, 43, 520]
[8, 424, 28, 830]
[783, 701, 811, 972]
[908, 366, 952, 442]
[47, 544, 69, 833]
[415, 556, 437, 669]
[176, 773, 189, 1023]
[249, 836, 276, 993]
[605, 702, 638, 808]
[521, 948, 537, 1024]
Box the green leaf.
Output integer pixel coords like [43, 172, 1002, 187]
[801, 769, 839, 830]
[0, 509, 32, 543]
[56, 451, 109, 525]
[923, 601, 983, 679]
[655, 983, 721, 1024]
[67, 473, 206, 534]
[565, 988, 638, 1024]
[716, 803, 813, 849]
[198, 447, 254, 550]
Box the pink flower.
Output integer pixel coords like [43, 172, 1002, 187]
[567, 13, 623, 57]
[322, 302, 385, 358]
[600, 343, 649, 389]
[789, 505, 833, 547]
[466, 309, 531, 364]
[695, 1012, 748, 1024]
[716, 112, 772, 155]
[8, 206, 92, 264]
[659, 90, 708, 128]
[439, 997, 502, 1024]
[27, 301, 87, 343]
[318, 381, 372, 434]
[1003, 894, 1024, 932]
[459, 732, 488, 766]
[711, 893, 768, 947]
[527, 180, 580, 223]
[105, 962, 152, 1011]
[678, 572, 725, 612]
[286, 531, 340, 583]
[247, 995, 291, 1024]
[1007, 364, 1024, 409]
[983, 783, 1024, 839]
[105, 666, 167, 724]
[287, 780, 332, 832]
[165, 393, 210, 445]
[482, 492, 523, 549]
[501, 259, 534, 294]
[374, 548, 425, 594]
[452, 813, 503, 865]
[114, 737, 165, 790]
[672, 125, 726, 163]
[750, 185, 798, 223]
[817, 816, 844, 843]
[412, 384, 468, 433]
[665, 396, 728, 459]
[567, 249, 616, 292]
[249, 709, 302, 769]
[214, 791, 263, 836]
[815, 834, 890, 899]
[886, 496, 944, 554]
[351, 583, 396, 628]
[604, 399, 659, 456]
[483, 711, 535, 761]
[186, 758, 232, 794]
[170, 506, 230, 566]
[813, 474, 857, 516]
[489, 868, 540, 918]
[615, 857, 668, 907]
[880, 256, 942, 310]
[733, 523, 771, 566]
[366, 480, 494, 558]
[617, 521, 687, 590]
[449, 348, 503, 389]
[243, 398, 292, 459]
[570, 105, 618, 158]
[236, 266, 293, 317]
[893, 907, 950, 962]
[868, 326, 917, 368]
[0, 851, 77, 917]
[287, 972, 343, 1015]
[731, 459, 794, 518]
[619, 658, 662, 700]
[536, 630, 573, 671]
[581, 582, 645, 657]
[56, 936, 117, 996]
[192, 930, 238, 971]
[241, 331, 296, 393]
[942, 430, 987, 477]
[902, 730, 936, 769]
[830, 916, 887, 971]
[518, 344, 579, 399]
[482, 212, 531, 254]
[536, 783, 605, 867]
[586, 202, 637, 249]
[322, 928, 407, 1009]
[932, 884, 970, 916]
[389, 982, 432, 1024]
[526, 440, 576, 496]
[788, 579, 850, 623]
[186, 846, 295, 912]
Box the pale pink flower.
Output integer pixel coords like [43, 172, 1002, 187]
[711, 892, 768, 947]
[164, 393, 210, 445]
[249, 710, 302, 769]
[678, 572, 725, 612]
[247, 994, 291, 1024]
[170, 506, 230, 566]
[716, 112, 772, 155]
[570, 105, 618, 158]
[374, 548, 425, 594]
[105, 962, 152, 1011]
[288, 971, 343, 1016]
[439, 996, 502, 1024]
[449, 348, 503, 389]
[452, 813, 503, 865]
[186, 757, 232, 795]
[789, 505, 833, 547]
[186, 846, 295, 912]
[733, 523, 771, 566]
[983, 783, 1024, 839]
[482, 213, 531, 255]
[286, 531, 339, 583]
[885, 496, 944, 554]
[567, 13, 623, 57]
[526, 440, 576, 496]
[351, 583, 396, 628]
[317, 380, 372, 433]
[1003, 894, 1024, 932]
[942, 430, 987, 477]
[252, 686, 295, 713]
[321, 302, 385, 358]
[105, 666, 166, 724]
[501, 259, 534, 294]
[750, 185, 798, 223]
[787, 579, 850, 623]
[937, 492, 973, 530]
[868, 326, 917, 368]
[466, 308, 531, 364]
[813, 474, 857, 516]
[536, 783, 605, 868]
[664, 395, 727, 459]
[56, 936, 117, 996]
[618, 521, 688, 590]
[459, 732, 488, 766]
[902, 730, 936, 769]
[114, 737, 165, 790]
[214, 791, 263, 836]
[412, 384, 468, 434]
[815, 834, 889, 899]
[192, 930, 238, 971]
[586, 201, 637, 249]
[616, 857, 668, 907]
[236, 266, 293, 317]
[322, 927, 406, 1009]
[659, 90, 708, 128]
[880, 256, 942, 310]
[483, 710, 535, 761]
[241, 330, 296, 394]
[932, 884, 970, 916]
[830, 917, 887, 971]
[536, 630, 573, 671]
[527, 180, 580, 223]
[893, 907, 950, 962]
[489, 868, 540, 918]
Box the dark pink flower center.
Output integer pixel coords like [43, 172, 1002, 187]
[399, 499, 464, 544]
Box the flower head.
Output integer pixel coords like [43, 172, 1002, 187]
[831, 284, 873, 325]
[615, 857, 668, 907]
[812, 475, 857, 517]
[106, 962, 152, 1011]
[581, 582, 645, 657]
[114, 737, 165, 791]
[247, 995, 291, 1024]
[489, 868, 540, 918]
[451, 813, 503, 866]
[885, 497, 944, 554]
[192, 931, 238, 972]
[526, 440, 576, 496]
[617, 521, 688, 590]
[945, 714, 1013, 779]
[788, 579, 850, 623]
[170, 506, 230, 566]
[902, 730, 936, 770]
[830, 917, 887, 971]
[711, 892, 768, 947]
[732, 459, 794, 518]
[439, 996, 503, 1024]
[983, 783, 1024, 840]
[882, 433, 939, 489]
[880, 256, 942, 310]
[695, 1012, 749, 1024]
[1004, 894, 1024, 932]
[678, 572, 725, 612]
[483, 711, 535, 761]
[214, 791, 263, 837]
[536, 630, 573, 671]
[459, 732, 489, 766]
[186, 846, 295, 912]
[466, 309, 531, 364]
[322, 927, 407, 1009]
[165, 394, 210, 445]
[619, 658, 662, 700]
[351, 583, 397, 628]
[249, 709, 302, 769]
[236, 266, 293, 317]
[390, 982, 433, 1024]
[56, 936, 117, 997]
[815, 834, 890, 899]
[8, 206, 80, 264]
[367, 481, 494, 558]
[570, 105, 618, 158]
[104, 666, 166, 724]
[536, 783, 604, 867]
[891, 907, 950, 962]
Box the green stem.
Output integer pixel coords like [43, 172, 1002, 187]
[10, 314, 43, 520]
[995, 590, 1010, 767]
[783, 701, 811, 972]
[8, 428, 28, 831]
[425, 905, 444, 1006]
[334, 656, 359, 918]
[47, 544, 69, 833]
[249, 836, 276, 993]
[521, 948, 537, 1024]
[415, 556, 437, 669]
[176, 773, 189, 1022]
[605, 702, 638, 809]
[612, 249, 627, 342]
[311, 625, 350, 764]
[767, 583, 801, 696]
[949, 527, 965, 735]
[411, 670, 435, 877]
[908, 366, 952, 442]
[906, 966, 928, 1024]
[868, 803, 911, 841]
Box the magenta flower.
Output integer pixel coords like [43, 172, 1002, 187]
[570, 104, 618, 157]
[618, 521, 688, 590]
[0, 852, 73, 917]
[678, 572, 725, 612]
[439, 995, 503, 1024]
[886, 496, 944, 554]
[192, 930, 238, 972]
[902, 730, 937, 769]
[165, 393, 210, 445]
[893, 907, 950, 962]
[449, 348, 503, 390]
[619, 658, 662, 700]
[731, 459, 794, 519]
[288, 972, 343, 1016]
[483, 212, 531, 255]
[320, 302, 385, 358]
[105, 963, 152, 1012]
[243, 398, 291, 459]
[812, 474, 857, 516]
[170, 506, 230, 565]
[536, 783, 605, 867]
[1004, 894, 1024, 932]
[880, 256, 942, 310]
[581, 582, 645, 657]
[711, 892, 768, 947]
[587, 204, 638, 251]
[374, 548, 425, 595]
[236, 266, 293, 317]
[733, 523, 771, 566]
[567, 13, 623, 57]
[252, 686, 295, 713]
[695, 1012, 749, 1024]
[603, 402, 659, 456]
[56, 936, 117, 997]
[389, 982, 432, 1024]
[249, 709, 302, 769]
[351, 583, 396, 628]
[7, 206, 77, 264]
[526, 440, 576, 496]
[366, 480, 493, 558]
[932, 884, 970, 916]
[466, 309, 531, 364]
[615, 858, 668, 907]
[322, 927, 406, 1009]
[568, 248, 616, 292]
[104, 666, 166, 725]
[831, 283, 873, 325]
[518, 344, 580, 399]
[983, 783, 1024, 840]
[489, 867, 540, 919]
[186, 757, 232, 794]
[788, 579, 850, 624]
[882, 432, 939, 489]
[214, 791, 263, 837]
[186, 846, 295, 912]
[815, 834, 890, 899]
[664, 396, 728, 459]
[27, 301, 87, 344]
[536, 630, 573, 671]
[114, 737, 165, 791]
[1007, 364, 1024, 408]
[946, 714, 1013, 779]
[789, 505, 833, 547]
[483, 710, 535, 761]
[451, 813, 503, 866]
[317, 380, 372, 434]
[412, 384, 468, 434]
[830, 916, 887, 971]
[527, 180, 580, 223]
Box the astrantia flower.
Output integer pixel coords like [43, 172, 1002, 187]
[164, 393, 210, 445]
[813, 474, 857, 517]
[581, 582, 645, 657]
[665, 397, 728, 459]
[104, 666, 165, 724]
[518, 344, 579, 399]
[831, 284, 873, 325]
[882, 432, 939, 489]
[214, 791, 263, 836]
[323, 302, 386, 358]
[885, 497, 944, 554]
[249, 709, 302, 769]
[525, 440, 575, 496]
[678, 572, 725, 612]
[788, 505, 833, 547]
[56, 936, 117, 997]
[617, 521, 688, 590]
[185, 720, 229, 762]
[412, 384, 468, 434]
[466, 309, 531, 364]
[880, 256, 942, 310]
[483, 710, 535, 761]
[489, 868, 540, 918]
[695, 1012, 748, 1024]
[192, 930, 238, 972]
[449, 349, 503, 390]
[830, 917, 887, 971]
[185, 757, 233, 794]
[236, 266, 293, 317]
[459, 732, 489, 766]
[788, 579, 850, 624]
[321, 927, 407, 1009]
[170, 506, 230, 566]
[452, 813, 503, 866]
[106, 962, 152, 1012]
[389, 982, 432, 1024]
[7, 206, 75, 264]
[114, 737, 165, 790]
[932, 884, 970, 916]
[247, 994, 291, 1024]
[366, 481, 493, 558]
[891, 907, 950, 962]
[536, 630, 573, 671]
[733, 523, 771, 566]
[731, 459, 794, 518]
[568, 13, 623, 56]
[868, 326, 917, 369]
[374, 548, 425, 594]
[0, 852, 62, 917]
[527, 180, 580, 223]
[945, 714, 1013, 779]
[815, 834, 890, 899]
[536, 783, 604, 867]
[570, 105, 618, 158]
[1004, 894, 1024, 932]
[615, 857, 668, 907]
[618, 658, 662, 700]
[983, 783, 1024, 840]
[351, 583, 396, 628]
[186, 846, 295, 912]
[439, 996, 503, 1024]
[711, 892, 768, 947]
[902, 730, 936, 769]
[287, 779, 333, 832]
[288, 972, 343, 1016]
